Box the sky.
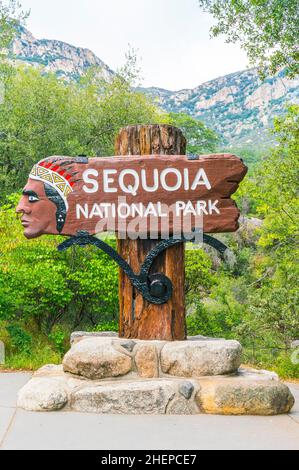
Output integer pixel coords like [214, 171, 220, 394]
[19, 0, 249, 91]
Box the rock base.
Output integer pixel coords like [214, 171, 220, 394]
[64, 334, 242, 379]
[18, 365, 294, 415]
[17, 334, 295, 416]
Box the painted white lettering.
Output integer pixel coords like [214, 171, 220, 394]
[184, 168, 190, 190]
[144, 203, 158, 217]
[83, 169, 99, 193]
[100, 203, 112, 218]
[131, 203, 144, 217]
[118, 203, 131, 218]
[176, 201, 186, 216]
[197, 201, 208, 215]
[90, 204, 104, 218]
[191, 169, 211, 191]
[103, 169, 117, 193]
[119, 170, 139, 196]
[183, 200, 197, 216]
[160, 168, 182, 191]
[209, 200, 220, 214]
[76, 203, 89, 219]
[141, 169, 159, 192]
[157, 202, 168, 217]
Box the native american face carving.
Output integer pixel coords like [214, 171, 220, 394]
[16, 156, 84, 239]
[16, 179, 59, 239]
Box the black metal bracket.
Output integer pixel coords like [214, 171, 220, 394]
[58, 230, 228, 305]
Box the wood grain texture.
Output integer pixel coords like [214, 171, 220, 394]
[54, 153, 248, 237]
[116, 125, 187, 340]
[22, 125, 247, 341]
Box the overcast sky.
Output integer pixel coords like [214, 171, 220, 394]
[19, 0, 249, 91]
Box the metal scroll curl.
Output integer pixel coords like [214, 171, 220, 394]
[58, 230, 228, 305]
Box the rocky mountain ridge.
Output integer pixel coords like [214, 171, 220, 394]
[10, 25, 114, 81]
[10, 26, 299, 147]
[140, 70, 299, 147]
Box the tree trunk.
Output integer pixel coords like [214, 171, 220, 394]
[115, 125, 187, 340]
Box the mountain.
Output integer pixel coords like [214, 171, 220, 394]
[10, 26, 299, 148]
[10, 25, 114, 81]
[139, 70, 299, 148]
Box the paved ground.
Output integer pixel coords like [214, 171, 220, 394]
[0, 373, 298, 450]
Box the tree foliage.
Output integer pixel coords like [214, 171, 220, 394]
[198, 0, 299, 78]
[253, 105, 298, 251]
[236, 105, 299, 347]
[0, 60, 221, 199]
[166, 112, 219, 154]
[0, 65, 163, 197]
[0, 21, 297, 375]
[187, 105, 299, 361]
[0, 194, 119, 334]
[0, 1, 28, 72]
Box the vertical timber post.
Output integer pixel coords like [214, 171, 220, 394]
[115, 125, 187, 340]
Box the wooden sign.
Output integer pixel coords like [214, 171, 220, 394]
[17, 153, 247, 240]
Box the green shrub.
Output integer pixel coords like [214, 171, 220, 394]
[3, 342, 62, 370]
[186, 303, 209, 337]
[242, 349, 299, 379]
[0, 64, 163, 198]
[275, 353, 299, 379]
[0, 197, 119, 334]
[0, 321, 63, 370]
[49, 327, 67, 355]
[93, 321, 119, 333]
[6, 324, 32, 355]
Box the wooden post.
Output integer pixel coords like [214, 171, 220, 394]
[115, 125, 187, 341]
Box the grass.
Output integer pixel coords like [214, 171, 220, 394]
[0, 320, 119, 371]
[1, 321, 298, 379]
[242, 349, 299, 380]
[1, 342, 62, 371]
[2, 346, 298, 379]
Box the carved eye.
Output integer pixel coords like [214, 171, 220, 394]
[28, 195, 39, 203]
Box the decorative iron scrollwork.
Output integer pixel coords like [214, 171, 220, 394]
[58, 230, 228, 305]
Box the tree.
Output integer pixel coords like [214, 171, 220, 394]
[198, 0, 299, 78]
[254, 104, 298, 250]
[0, 65, 163, 197]
[0, 1, 28, 71]
[0, 194, 119, 334]
[166, 112, 219, 154]
[185, 105, 299, 352]
[234, 105, 299, 348]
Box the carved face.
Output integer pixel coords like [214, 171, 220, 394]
[16, 179, 59, 239]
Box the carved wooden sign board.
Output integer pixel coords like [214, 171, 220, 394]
[17, 154, 247, 240]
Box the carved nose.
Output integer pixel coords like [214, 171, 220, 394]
[16, 198, 30, 214]
[16, 203, 23, 213]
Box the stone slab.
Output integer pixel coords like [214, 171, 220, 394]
[71, 331, 118, 345]
[17, 367, 295, 416]
[63, 336, 242, 380]
[71, 380, 179, 414]
[1, 373, 298, 450]
[63, 338, 132, 380]
[161, 340, 242, 377]
[197, 378, 294, 415]
[238, 367, 279, 381]
[17, 377, 69, 412]
[134, 344, 159, 378]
